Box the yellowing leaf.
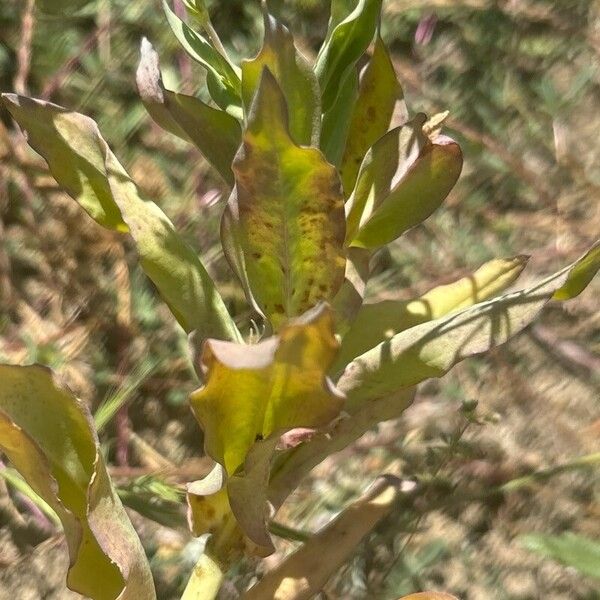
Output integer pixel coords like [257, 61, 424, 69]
[180, 554, 223, 600]
[245, 476, 399, 600]
[315, 0, 383, 113]
[136, 38, 241, 186]
[340, 35, 405, 194]
[242, 10, 320, 146]
[0, 364, 155, 600]
[190, 304, 343, 476]
[346, 117, 463, 248]
[188, 306, 344, 551]
[2, 94, 241, 342]
[336, 255, 530, 368]
[186, 465, 231, 537]
[553, 241, 600, 300]
[222, 71, 346, 329]
[337, 242, 600, 408]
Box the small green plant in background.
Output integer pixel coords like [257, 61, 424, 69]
[1, 0, 599, 598]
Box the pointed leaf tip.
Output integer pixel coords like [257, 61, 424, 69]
[241, 10, 320, 146]
[338, 242, 600, 407]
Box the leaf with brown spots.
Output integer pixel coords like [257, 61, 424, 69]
[340, 35, 405, 195]
[241, 9, 320, 146]
[222, 70, 346, 329]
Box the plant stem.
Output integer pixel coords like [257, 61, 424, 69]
[269, 520, 312, 543]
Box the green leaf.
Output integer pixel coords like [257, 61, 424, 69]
[336, 255, 530, 369]
[0, 364, 156, 600]
[2, 94, 241, 342]
[320, 64, 359, 168]
[331, 246, 371, 335]
[346, 116, 463, 248]
[136, 38, 241, 186]
[520, 533, 600, 580]
[315, 0, 383, 113]
[553, 241, 600, 300]
[162, 0, 242, 116]
[337, 242, 600, 408]
[329, 0, 359, 29]
[241, 10, 320, 146]
[181, 0, 210, 25]
[190, 304, 343, 477]
[222, 71, 346, 329]
[345, 115, 429, 240]
[340, 35, 405, 194]
[245, 476, 400, 600]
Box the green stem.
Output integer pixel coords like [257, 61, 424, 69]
[269, 520, 312, 543]
[499, 452, 600, 493]
[0, 466, 61, 527]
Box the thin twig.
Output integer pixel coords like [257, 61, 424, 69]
[14, 0, 36, 95]
[529, 324, 600, 382]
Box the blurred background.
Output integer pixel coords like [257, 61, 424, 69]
[0, 0, 599, 598]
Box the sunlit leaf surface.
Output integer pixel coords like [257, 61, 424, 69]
[340, 35, 405, 194]
[189, 306, 343, 548]
[190, 304, 342, 476]
[162, 0, 242, 115]
[245, 475, 399, 600]
[336, 255, 530, 368]
[338, 242, 600, 408]
[346, 116, 463, 248]
[2, 94, 241, 342]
